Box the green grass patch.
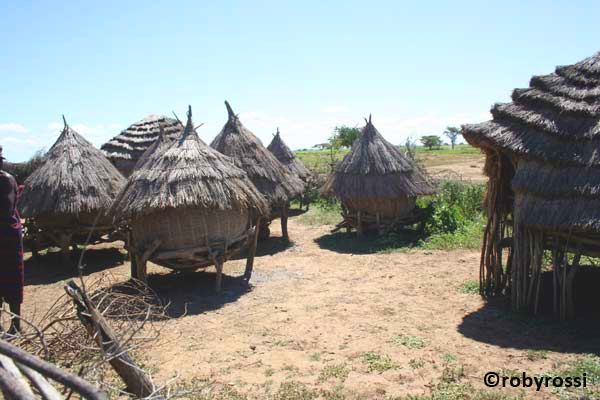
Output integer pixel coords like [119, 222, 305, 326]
[393, 334, 426, 349]
[458, 280, 480, 295]
[318, 364, 350, 382]
[362, 352, 397, 373]
[548, 354, 600, 399]
[525, 350, 548, 361]
[296, 199, 342, 227]
[409, 358, 426, 369]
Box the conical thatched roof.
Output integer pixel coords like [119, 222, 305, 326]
[19, 117, 126, 218]
[267, 128, 312, 181]
[101, 115, 184, 175]
[322, 116, 436, 201]
[210, 101, 305, 205]
[462, 52, 600, 232]
[112, 106, 269, 220]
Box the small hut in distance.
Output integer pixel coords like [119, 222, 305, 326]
[323, 116, 436, 235]
[111, 106, 269, 291]
[210, 101, 305, 240]
[268, 128, 313, 209]
[101, 115, 184, 177]
[19, 117, 125, 263]
[267, 128, 312, 182]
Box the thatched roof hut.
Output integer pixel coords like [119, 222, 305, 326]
[210, 101, 304, 240]
[112, 106, 269, 290]
[101, 115, 183, 177]
[323, 116, 435, 234]
[19, 117, 125, 260]
[267, 128, 312, 182]
[462, 51, 600, 319]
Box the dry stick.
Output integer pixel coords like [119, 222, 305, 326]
[0, 339, 107, 400]
[17, 362, 64, 400]
[65, 281, 154, 398]
[0, 365, 35, 400]
[0, 353, 36, 397]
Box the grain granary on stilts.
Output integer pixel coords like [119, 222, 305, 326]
[267, 128, 313, 209]
[462, 52, 600, 319]
[210, 101, 305, 241]
[101, 115, 184, 177]
[111, 106, 269, 291]
[322, 116, 435, 235]
[19, 117, 126, 264]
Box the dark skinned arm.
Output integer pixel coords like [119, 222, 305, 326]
[0, 174, 16, 219]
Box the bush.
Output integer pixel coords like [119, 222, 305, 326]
[420, 180, 485, 235]
[3, 149, 46, 184]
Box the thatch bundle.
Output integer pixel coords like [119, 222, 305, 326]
[101, 115, 184, 177]
[462, 51, 600, 319]
[210, 101, 304, 240]
[323, 116, 435, 234]
[111, 106, 269, 290]
[267, 128, 312, 182]
[19, 117, 125, 260]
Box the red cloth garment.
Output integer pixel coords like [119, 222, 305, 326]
[0, 171, 24, 304]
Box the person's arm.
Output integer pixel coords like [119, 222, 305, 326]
[0, 174, 16, 219]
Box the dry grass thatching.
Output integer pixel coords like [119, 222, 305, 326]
[462, 51, 600, 318]
[101, 115, 184, 176]
[111, 106, 269, 220]
[267, 128, 312, 181]
[19, 117, 125, 218]
[322, 116, 436, 203]
[463, 52, 600, 233]
[210, 101, 305, 206]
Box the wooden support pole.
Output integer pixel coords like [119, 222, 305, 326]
[244, 218, 261, 282]
[281, 203, 290, 241]
[131, 240, 161, 283]
[58, 233, 72, 266]
[65, 281, 154, 398]
[214, 256, 224, 293]
[357, 211, 363, 236]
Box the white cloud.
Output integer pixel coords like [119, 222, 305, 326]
[233, 109, 491, 150]
[47, 121, 122, 148]
[0, 123, 28, 133]
[320, 105, 347, 113]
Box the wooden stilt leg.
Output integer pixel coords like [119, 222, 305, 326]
[215, 257, 224, 293]
[281, 203, 289, 242]
[59, 233, 72, 266]
[244, 218, 261, 282]
[134, 255, 148, 283]
[376, 212, 383, 236]
[357, 211, 363, 236]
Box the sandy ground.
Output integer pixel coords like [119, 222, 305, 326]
[425, 156, 486, 183]
[20, 218, 599, 399]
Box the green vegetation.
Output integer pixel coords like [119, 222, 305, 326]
[330, 126, 361, 149]
[318, 363, 350, 382]
[443, 127, 461, 150]
[299, 179, 486, 253]
[420, 135, 443, 150]
[362, 352, 397, 373]
[549, 354, 600, 399]
[409, 358, 426, 369]
[458, 280, 480, 295]
[393, 334, 426, 349]
[525, 350, 548, 361]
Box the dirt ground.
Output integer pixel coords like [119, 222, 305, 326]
[20, 218, 600, 399]
[423, 155, 486, 183]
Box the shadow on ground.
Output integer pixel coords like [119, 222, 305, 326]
[25, 247, 126, 286]
[459, 280, 600, 356]
[315, 229, 423, 254]
[145, 270, 251, 318]
[230, 236, 295, 261]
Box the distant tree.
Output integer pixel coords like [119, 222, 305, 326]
[404, 136, 417, 161]
[4, 148, 46, 184]
[444, 126, 461, 150]
[330, 125, 361, 149]
[420, 135, 442, 150]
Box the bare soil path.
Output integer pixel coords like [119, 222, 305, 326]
[21, 219, 599, 399]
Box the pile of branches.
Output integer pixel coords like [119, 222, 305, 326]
[4, 273, 172, 398]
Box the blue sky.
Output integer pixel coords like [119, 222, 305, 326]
[1, 0, 598, 162]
